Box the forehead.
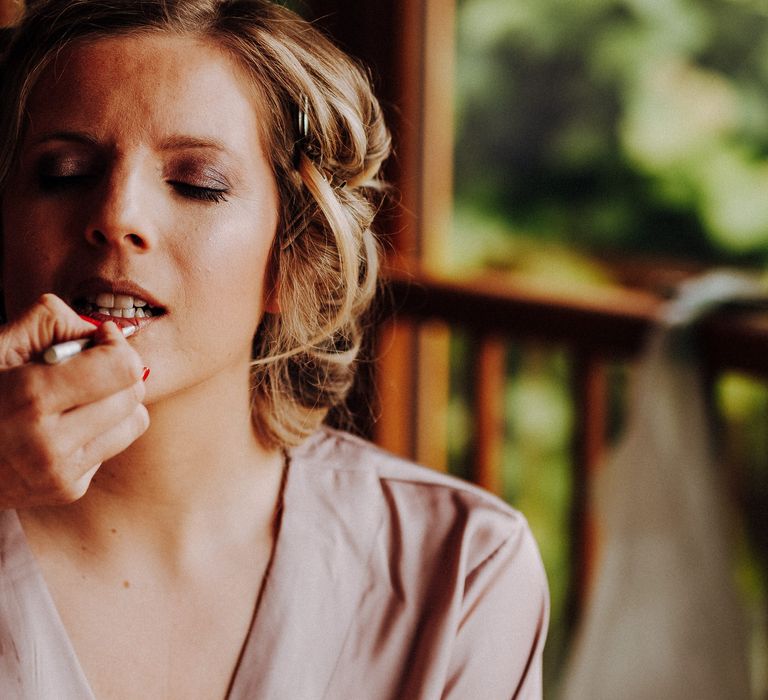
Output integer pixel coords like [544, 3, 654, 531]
[24, 33, 269, 154]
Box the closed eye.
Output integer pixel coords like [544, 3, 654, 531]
[38, 173, 97, 192]
[35, 151, 100, 192]
[170, 181, 229, 203]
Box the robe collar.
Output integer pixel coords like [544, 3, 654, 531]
[228, 430, 386, 699]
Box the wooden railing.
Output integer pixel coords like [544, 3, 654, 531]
[374, 265, 768, 624]
[382, 266, 768, 374]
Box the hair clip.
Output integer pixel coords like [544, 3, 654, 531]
[297, 95, 309, 140]
[293, 95, 310, 169]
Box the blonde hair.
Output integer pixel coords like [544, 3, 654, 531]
[0, 0, 391, 447]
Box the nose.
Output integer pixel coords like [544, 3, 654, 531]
[84, 164, 153, 252]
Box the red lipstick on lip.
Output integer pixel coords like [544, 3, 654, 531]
[78, 312, 148, 333]
[85, 313, 151, 331]
[79, 314, 102, 326]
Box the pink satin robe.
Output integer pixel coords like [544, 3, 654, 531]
[0, 428, 548, 699]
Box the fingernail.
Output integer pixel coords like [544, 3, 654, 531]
[142, 367, 151, 382]
[79, 314, 102, 326]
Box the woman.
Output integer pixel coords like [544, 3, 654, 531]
[0, 1, 548, 698]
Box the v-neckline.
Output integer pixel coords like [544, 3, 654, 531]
[6, 452, 292, 700]
[225, 429, 387, 699]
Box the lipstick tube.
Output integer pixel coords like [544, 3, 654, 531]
[43, 324, 137, 365]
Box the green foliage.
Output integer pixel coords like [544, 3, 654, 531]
[454, 0, 768, 262]
[716, 373, 768, 694]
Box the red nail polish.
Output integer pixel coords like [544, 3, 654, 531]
[79, 314, 102, 326]
[141, 367, 151, 382]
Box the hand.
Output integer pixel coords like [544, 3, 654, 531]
[0, 294, 149, 507]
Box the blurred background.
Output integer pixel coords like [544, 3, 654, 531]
[3, 0, 767, 696]
[452, 0, 768, 268]
[448, 0, 768, 694]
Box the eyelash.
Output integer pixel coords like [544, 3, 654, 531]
[37, 174, 229, 204]
[171, 182, 229, 204]
[38, 174, 94, 191]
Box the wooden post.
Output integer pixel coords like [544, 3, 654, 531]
[307, 0, 457, 470]
[409, 0, 457, 471]
[472, 335, 507, 494]
[374, 320, 419, 459]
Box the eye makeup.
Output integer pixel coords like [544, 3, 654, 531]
[166, 159, 232, 203]
[34, 150, 100, 192]
[24, 134, 238, 204]
[171, 182, 229, 203]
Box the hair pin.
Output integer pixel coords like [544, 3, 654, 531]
[297, 95, 309, 140]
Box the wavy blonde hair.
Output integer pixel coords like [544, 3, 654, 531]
[0, 0, 390, 447]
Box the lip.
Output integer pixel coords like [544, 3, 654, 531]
[68, 275, 167, 329]
[83, 312, 155, 331]
[70, 276, 165, 309]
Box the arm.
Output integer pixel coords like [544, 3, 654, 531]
[0, 294, 148, 507]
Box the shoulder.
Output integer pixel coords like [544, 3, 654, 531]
[293, 426, 521, 520]
[291, 426, 545, 583]
[290, 428, 548, 697]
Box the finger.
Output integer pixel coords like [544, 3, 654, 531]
[0, 382, 147, 505]
[70, 403, 150, 483]
[22, 462, 103, 506]
[13, 385, 149, 503]
[1, 323, 144, 415]
[68, 463, 102, 503]
[0, 294, 98, 367]
[56, 380, 146, 455]
[52, 322, 145, 410]
[0, 416, 97, 507]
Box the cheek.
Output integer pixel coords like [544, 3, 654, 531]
[1, 204, 64, 315]
[178, 223, 275, 334]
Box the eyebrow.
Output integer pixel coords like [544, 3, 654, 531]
[28, 131, 231, 154]
[158, 135, 231, 153]
[29, 130, 100, 147]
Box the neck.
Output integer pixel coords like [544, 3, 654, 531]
[100, 369, 276, 504]
[23, 363, 285, 558]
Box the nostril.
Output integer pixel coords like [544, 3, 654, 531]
[86, 229, 146, 249]
[89, 229, 108, 245]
